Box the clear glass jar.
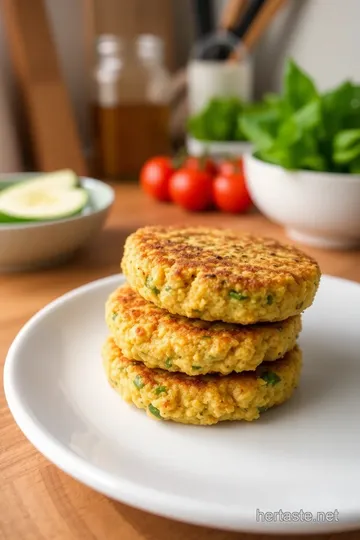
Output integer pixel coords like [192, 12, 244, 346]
[93, 34, 171, 180]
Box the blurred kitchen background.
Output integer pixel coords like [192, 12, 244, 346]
[0, 0, 359, 175]
[1, 0, 360, 268]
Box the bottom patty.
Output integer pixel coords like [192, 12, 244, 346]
[102, 338, 302, 425]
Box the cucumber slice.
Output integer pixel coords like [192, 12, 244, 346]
[0, 169, 79, 195]
[0, 186, 88, 221]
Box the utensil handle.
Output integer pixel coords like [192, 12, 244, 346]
[243, 0, 288, 52]
[231, 0, 267, 40]
[228, 0, 288, 61]
[219, 0, 249, 30]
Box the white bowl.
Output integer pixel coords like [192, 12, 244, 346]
[0, 175, 114, 271]
[186, 136, 252, 159]
[244, 154, 360, 249]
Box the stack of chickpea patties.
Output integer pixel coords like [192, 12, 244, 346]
[103, 226, 320, 425]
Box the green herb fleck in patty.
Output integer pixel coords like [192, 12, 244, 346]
[165, 357, 173, 369]
[258, 406, 268, 413]
[260, 371, 281, 386]
[229, 290, 248, 301]
[148, 404, 162, 419]
[154, 385, 167, 395]
[145, 276, 160, 295]
[133, 375, 145, 389]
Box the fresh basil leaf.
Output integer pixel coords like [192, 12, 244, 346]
[321, 81, 353, 135]
[344, 84, 360, 129]
[277, 116, 299, 146]
[293, 131, 326, 171]
[293, 99, 321, 131]
[333, 129, 360, 164]
[240, 115, 276, 151]
[261, 132, 325, 172]
[284, 59, 318, 111]
[240, 119, 274, 150]
[259, 146, 294, 169]
[187, 114, 209, 141]
[334, 147, 360, 164]
[234, 115, 247, 141]
[258, 100, 321, 170]
[299, 153, 327, 171]
[350, 155, 360, 174]
[187, 97, 247, 142]
[263, 92, 283, 107]
[334, 129, 360, 149]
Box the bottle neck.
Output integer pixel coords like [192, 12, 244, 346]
[137, 35, 165, 69]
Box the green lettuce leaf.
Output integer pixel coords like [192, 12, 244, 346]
[284, 59, 318, 111]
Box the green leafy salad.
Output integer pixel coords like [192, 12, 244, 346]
[187, 59, 360, 174]
[240, 59, 360, 174]
[187, 96, 250, 142]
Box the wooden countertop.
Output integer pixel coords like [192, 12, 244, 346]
[1, 183, 359, 540]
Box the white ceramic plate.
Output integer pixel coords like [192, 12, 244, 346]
[4, 274, 360, 535]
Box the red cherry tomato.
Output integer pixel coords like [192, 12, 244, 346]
[218, 157, 244, 177]
[184, 156, 218, 177]
[213, 172, 252, 213]
[169, 168, 213, 211]
[140, 157, 174, 201]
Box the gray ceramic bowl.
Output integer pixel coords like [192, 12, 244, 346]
[0, 175, 114, 271]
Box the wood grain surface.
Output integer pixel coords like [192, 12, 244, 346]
[1, 183, 359, 540]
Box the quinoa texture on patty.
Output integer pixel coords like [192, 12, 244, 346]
[121, 226, 320, 324]
[102, 337, 302, 425]
[106, 283, 302, 375]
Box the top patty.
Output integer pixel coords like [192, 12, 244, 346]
[121, 226, 321, 324]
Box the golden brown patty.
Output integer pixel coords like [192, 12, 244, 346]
[106, 284, 302, 375]
[102, 337, 302, 425]
[121, 226, 320, 324]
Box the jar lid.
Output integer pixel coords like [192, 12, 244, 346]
[96, 34, 121, 56]
[137, 34, 164, 61]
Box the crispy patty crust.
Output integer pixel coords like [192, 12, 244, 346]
[121, 226, 320, 324]
[106, 284, 302, 375]
[102, 337, 302, 425]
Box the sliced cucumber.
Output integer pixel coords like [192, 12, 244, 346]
[0, 169, 79, 195]
[0, 169, 88, 222]
[0, 186, 88, 221]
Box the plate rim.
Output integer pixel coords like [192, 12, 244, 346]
[4, 273, 360, 535]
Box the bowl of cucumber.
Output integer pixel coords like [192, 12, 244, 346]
[0, 170, 114, 271]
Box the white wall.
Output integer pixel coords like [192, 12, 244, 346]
[215, 0, 360, 96]
[253, 0, 360, 96]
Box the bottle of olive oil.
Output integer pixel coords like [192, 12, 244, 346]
[93, 34, 171, 180]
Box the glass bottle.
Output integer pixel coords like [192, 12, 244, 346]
[93, 34, 171, 180]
